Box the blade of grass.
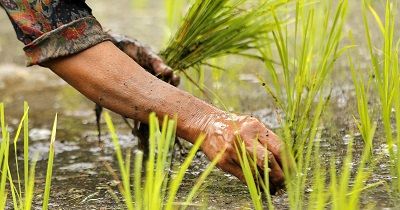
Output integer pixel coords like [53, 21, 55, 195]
[133, 151, 143, 210]
[183, 148, 225, 209]
[165, 134, 205, 210]
[104, 112, 134, 210]
[23, 101, 29, 203]
[42, 114, 58, 210]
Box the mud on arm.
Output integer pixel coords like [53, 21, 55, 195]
[109, 33, 180, 86]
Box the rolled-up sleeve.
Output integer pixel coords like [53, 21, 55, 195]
[0, 0, 111, 66]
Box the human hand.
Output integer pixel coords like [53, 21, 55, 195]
[109, 33, 180, 86]
[199, 113, 284, 192]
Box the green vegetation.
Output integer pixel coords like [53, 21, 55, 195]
[261, 0, 348, 151]
[349, 53, 375, 153]
[236, 132, 380, 210]
[0, 102, 57, 210]
[234, 140, 273, 210]
[104, 112, 223, 209]
[161, 0, 293, 109]
[233, 0, 384, 209]
[161, 0, 290, 74]
[158, 0, 398, 208]
[260, 0, 350, 207]
[362, 0, 400, 193]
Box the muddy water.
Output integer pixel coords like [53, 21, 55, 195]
[0, 1, 399, 209]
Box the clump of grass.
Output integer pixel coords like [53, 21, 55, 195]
[331, 151, 380, 209]
[236, 125, 380, 209]
[348, 50, 376, 154]
[362, 0, 400, 192]
[234, 140, 273, 210]
[0, 102, 57, 210]
[225, 1, 388, 209]
[261, 0, 349, 151]
[104, 112, 223, 209]
[230, 0, 381, 209]
[232, 0, 389, 208]
[258, 0, 349, 207]
[161, 0, 291, 72]
[288, 131, 378, 209]
[338, 45, 382, 209]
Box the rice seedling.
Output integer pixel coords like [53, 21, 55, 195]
[229, 0, 393, 208]
[104, 112, 223, 209]
[328, 134, 382, 210]
[235, 114, 380, 209]
[161, 0, 291, 75]
[257, 0, 350, 207]
[0, 102, 57, 210]
[234, 140, 273, 210]
[229, 0, 381, 209]
[333, 45, 383, 209]
[233, 99, 327, 209]
[361, 0, 400, 193]
[162, 0, 294, 109]
[42, 114, 57, 210]
[260, 0, 349, 151]
[348, 50, 376, 154]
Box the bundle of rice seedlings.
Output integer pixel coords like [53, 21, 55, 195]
[161, 0, 291, 73]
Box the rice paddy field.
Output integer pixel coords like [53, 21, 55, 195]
[1, 0, 400, 209]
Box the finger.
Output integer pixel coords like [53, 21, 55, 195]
[263, 149, 284, 188]
[231, 145, 282, 193]
[170, 74, 181, 87]
[258, 128, 283, 164]
[154, 63, 173, 78]
[248, 144, 284, 188]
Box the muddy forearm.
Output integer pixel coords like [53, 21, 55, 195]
[109, 33, 179, 86]
[44, 41, 222, 142]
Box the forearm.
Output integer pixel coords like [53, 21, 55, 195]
[44, 41, 222, 142]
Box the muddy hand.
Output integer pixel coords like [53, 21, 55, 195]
[109, 33, 180, 86]
[199, 113, 284, 192]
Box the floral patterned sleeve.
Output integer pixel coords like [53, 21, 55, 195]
[0, 0, 111, 66]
